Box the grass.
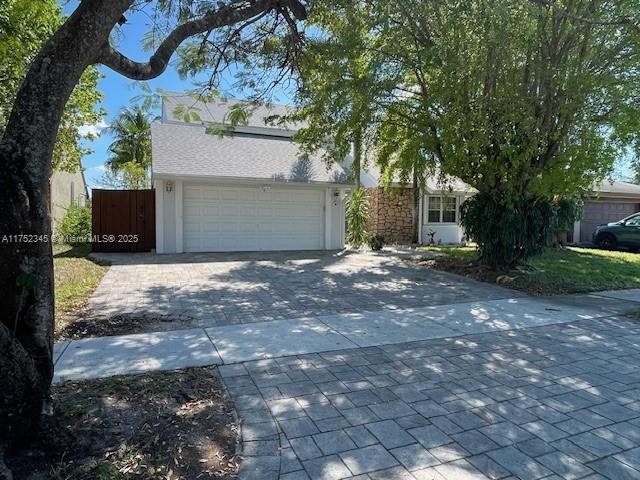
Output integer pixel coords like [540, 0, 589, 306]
[54, 243, 108, 338]
[419, 245, 640, 295]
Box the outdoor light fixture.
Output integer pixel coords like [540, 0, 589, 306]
[165, 181, 173, 192]
[261, 185, 272, 192]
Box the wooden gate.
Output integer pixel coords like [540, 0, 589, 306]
[92, 189, 156, 252]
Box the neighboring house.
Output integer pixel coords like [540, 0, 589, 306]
[361, 165, 640, 245]
[151, 95, 351, 253]
[573, 181, 640, 244]
[50, 170, 88, 230]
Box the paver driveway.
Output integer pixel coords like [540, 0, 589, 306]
[89, 250, 516, 328]
[224, 315, 640, 480]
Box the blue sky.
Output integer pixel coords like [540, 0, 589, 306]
[64, 2, 634, 188]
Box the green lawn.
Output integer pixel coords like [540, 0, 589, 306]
[54, 243, 108, 338]
[420, 246, 640, 295]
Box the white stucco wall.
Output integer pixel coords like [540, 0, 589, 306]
[422, 223, 465, 244]
[420, 193, 469, 245]
[50, 171, 88, 229]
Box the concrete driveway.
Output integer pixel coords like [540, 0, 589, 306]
[88, 250, 517, 329]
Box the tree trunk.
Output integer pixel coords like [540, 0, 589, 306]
[0, 0, 306, 452]
[411, 169, 420, 244]
[0, 0, 134, 444]
[353, 129, 362, 190]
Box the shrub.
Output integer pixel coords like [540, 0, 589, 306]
[367, 234, 384, 251]
[460, 192, 580, 268]
[57, 203, 91, 244]
[345, 188, 369, 247]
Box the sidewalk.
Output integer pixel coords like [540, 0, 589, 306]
[53, 289, 640, 383]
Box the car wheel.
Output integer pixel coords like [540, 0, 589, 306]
[597, 233, 617, 250]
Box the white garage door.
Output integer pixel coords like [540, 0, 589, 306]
[183, 185, 325, 252]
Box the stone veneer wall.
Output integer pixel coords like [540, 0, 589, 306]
[366, 187, 414, 244]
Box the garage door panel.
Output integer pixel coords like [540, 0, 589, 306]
[238, 206, 258, 216]
[201, 222, 220, 233]
[183, 185, 325, 252]
[581, 200, 640, 242]
[239, 190, 258, 201]
[202, 190, 219, 200]
[202, 206, 220, 216]
[184, 206, 201, 216]
[184, 187, 202, 200]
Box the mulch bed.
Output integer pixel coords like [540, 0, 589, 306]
[6, 368, 240, 480]
[409, 256, 524, 288]
[56, 310, 195, 341]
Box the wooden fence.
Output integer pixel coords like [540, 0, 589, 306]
[92, 189, 155, 252]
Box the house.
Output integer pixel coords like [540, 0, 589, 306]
[362, 165, 640, 246]
[361, 164, 640, 245]
[50, 170, 89, 230]
[151, 95, 351, 253]
[573, 181, 640, 243]
[151, 94, 640, 252]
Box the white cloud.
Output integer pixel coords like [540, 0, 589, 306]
[78, 120, 108, 137]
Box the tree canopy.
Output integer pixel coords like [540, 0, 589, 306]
[0, 0, 104, 173]
[366, 0, 640, 197]
[269, 0, 639, 261]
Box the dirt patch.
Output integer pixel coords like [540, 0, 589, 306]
[409, 256, 519, 287]
[6, 368, 240, 480]
[56, 309, 196, 341]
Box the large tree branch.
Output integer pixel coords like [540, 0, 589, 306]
[99, 0, 307, 80]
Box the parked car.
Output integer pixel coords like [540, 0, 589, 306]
[593, 212, 640, 251]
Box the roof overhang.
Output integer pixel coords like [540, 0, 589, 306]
[153, 172, 355, 188]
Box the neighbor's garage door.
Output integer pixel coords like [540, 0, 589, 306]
[183, 185, 325, 252]
[581, 200, 640, 242]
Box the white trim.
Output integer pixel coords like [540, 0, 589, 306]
[154, 179, 164, 253]
[424, 194, 459, 225]
[324, 188, 331, 249]
[175, 180, 183, 253]
[160, 119, 298, 138]
[153, 172, 353, 189]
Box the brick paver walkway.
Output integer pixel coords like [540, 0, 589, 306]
[88, 250, 516, 328]
[221, 316, 640, 479]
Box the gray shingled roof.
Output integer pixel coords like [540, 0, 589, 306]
[151, 121, 348, 183]
[593, 180, 640, 196]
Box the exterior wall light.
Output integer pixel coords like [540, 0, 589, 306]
[165, 181, 173, 192]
